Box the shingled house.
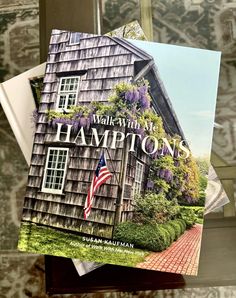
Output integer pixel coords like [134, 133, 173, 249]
[22, 30, 184, 238]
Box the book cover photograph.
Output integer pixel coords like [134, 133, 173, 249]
[17, 29, 221, 275]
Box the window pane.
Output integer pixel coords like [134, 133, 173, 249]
[134, 162, 143, 195]
[68, 94, 76, 107]
[58, 77, 79, 109]
[58, 95, 66, 109]
[43, 148, 68, 192]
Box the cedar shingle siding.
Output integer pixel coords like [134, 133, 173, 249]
[22, 30, 183, 238]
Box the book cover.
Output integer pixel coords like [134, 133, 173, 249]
[17, 29, 221, 275]
[0, 21, 148, 277]
[0, 64, 46, 165]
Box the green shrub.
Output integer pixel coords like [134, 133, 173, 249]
[161, 218, 187, 244]
[114, 222, 170, 252]
[133, 192, 180, 225]
[195, 194, 205, 206]
[196, 218, 204, 224]
[168, 221, 182, 240]
[197, 208, 204, 218]
[179, 206, 204, 220]
[188, 206, 204, 217]
[178, 207, 196, 229]
[114, 217, 188, 253]
[161, 223, 176, 243]
[175, 219, 186, 234]
[159, 225, 172, 247]
[199, 174, 208, 190]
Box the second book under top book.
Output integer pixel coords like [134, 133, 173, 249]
[17, 29, 221, 275]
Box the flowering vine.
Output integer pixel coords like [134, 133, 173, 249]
[46, 80, 165, 140]
[44, 80, 202, 205]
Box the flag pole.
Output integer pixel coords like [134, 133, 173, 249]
[105, 148, 120, 185]
[106, 129, 129, 237]
[105, 147, 124, 238]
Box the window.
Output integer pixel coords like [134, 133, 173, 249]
[69, 32, 81, 45]
[56, 76, 80, 111]
[133, 161, 143, 195]
[42, 147, 69, 194]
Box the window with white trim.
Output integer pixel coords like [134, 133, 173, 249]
[42, 147, 69, 194]
[56, 76, 80, 111]
[133, 161, 143, 195]
[69, 32, 81, 45]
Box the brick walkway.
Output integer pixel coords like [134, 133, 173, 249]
[137, 224, 203, 275]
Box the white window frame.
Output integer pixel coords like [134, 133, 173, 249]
[56, 76, 80, 112]
[42, 147, 69, 194]
[133, 161, 143, 196]
[69, 32, 81, 45]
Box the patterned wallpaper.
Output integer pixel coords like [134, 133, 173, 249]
[0, 1, 43, 297]
[0, 0, 236, 297]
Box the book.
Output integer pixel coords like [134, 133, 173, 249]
[0, 21, 149, 277]
[0, 59, 226, 277]
[0, 62, 100, 276]
[0, 21, 147, 277]
[15, 29, 221, 275]
[0, 25, 226, 277]
[72, 259, 103, 276]
[0, 64, 46, 165]
[205, 165, 230, 214]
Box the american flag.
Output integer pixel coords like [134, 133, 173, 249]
[84, 152, 112, 219]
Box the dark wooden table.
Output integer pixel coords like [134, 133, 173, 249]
[45, 217, 236, 294]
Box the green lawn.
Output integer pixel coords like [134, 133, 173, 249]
[18, 222, 149, 267]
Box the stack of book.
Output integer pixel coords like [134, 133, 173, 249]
[0, 23, 225, 279]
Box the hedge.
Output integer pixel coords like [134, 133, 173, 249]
[168, 220, 182, 240]
[176, 219, 187, 233]
[178, 207, 197, 229]
[159, 225, 172, 247]
[114, 219, 187, 252]
[180, 206, 204, 218]
[197, 208, 204, 218]
[161, 223, 176, 243]
[114, 222, 170, 252]
[162, 219, 186, 242]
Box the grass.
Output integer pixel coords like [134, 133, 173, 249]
[18, 222, 149, 267]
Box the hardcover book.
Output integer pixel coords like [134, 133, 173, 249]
[0, 64, 46, 165]
[17, 29, 221, 275]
